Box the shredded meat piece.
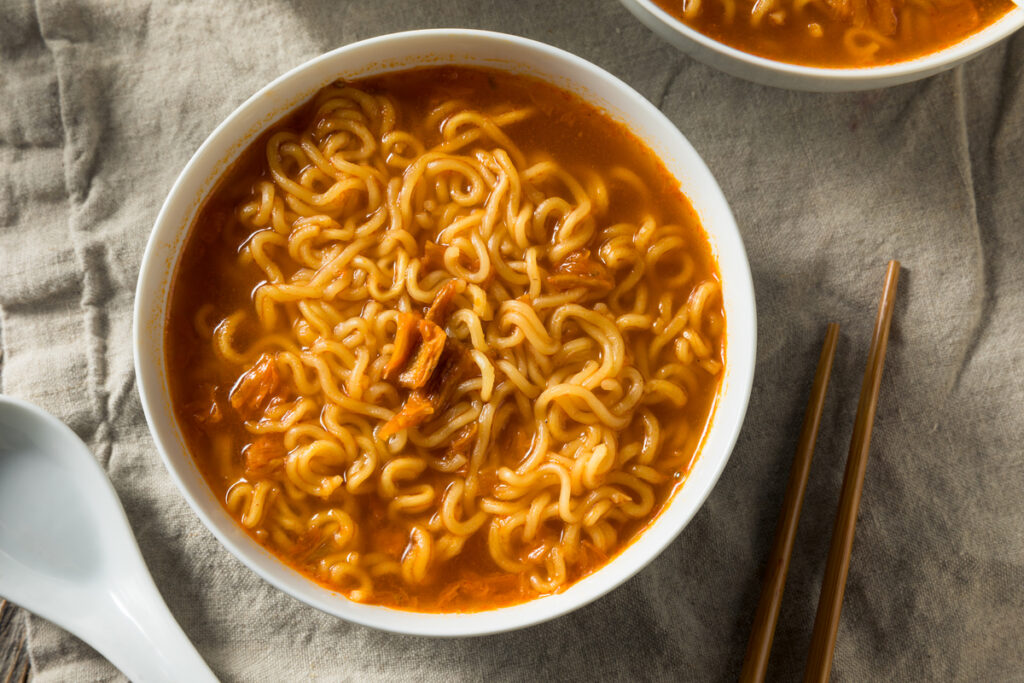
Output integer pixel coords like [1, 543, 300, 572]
[420, 242, 482, 274]
[244, 435, 286, 477]
[421, 241, 447, 270]
[380, 393, 436, 438]
[579, 539, 610, 567]
[425, 279, 467, 325]
[426, 244, 481, 274]
[399, 319, 447, 389]
[443, 423, 479, 473]
[380, 339, 468, 438]
[292, 528, 325, 561]
[547, 249, 613, 296]
[188, 384, 223, 426]
[500, 421, 534, 460]
[422, 339, 468, 407]
[384, 312, 422, 382]
[434, 570, 524, 610]
[448, 423, 478, 459]
[230, 354, 279, 419]
[384, 280, 466, 388]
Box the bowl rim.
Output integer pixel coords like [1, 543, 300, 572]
[627, 0, 1024, 83]
[133, 28, 757, 637]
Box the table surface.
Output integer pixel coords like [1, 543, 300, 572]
[3, 0, 1024, 680]
[0, 348, 27, 681]
[0, 601, 29, 682]
[0, 343, 27, 681]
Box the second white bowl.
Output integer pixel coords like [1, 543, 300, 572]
[620, 0, 1024, 91]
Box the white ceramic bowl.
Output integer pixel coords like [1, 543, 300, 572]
[134, 29, 757, 637]
[620, 0, 1024, 91]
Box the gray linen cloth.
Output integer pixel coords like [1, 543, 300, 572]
[2, 0, 1023, 680]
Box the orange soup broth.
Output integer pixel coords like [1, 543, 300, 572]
[166, 66, 725, 612]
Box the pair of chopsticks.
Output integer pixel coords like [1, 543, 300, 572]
[740, 260, 901, 683]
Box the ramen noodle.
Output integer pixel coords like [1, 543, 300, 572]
[653, 0, 1016, 67]
[166, 66, 725, 611]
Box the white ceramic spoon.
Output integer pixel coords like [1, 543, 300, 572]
[0, 395, 218, 682]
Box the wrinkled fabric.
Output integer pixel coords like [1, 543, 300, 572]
[1, 1, 1022, 680]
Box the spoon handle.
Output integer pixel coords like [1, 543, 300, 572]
[0, 395, 218, 682]
[77, 571, 219, 683]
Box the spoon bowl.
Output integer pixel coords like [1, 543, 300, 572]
[0, 395, 217, 682]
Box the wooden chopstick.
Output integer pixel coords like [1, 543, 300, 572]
[804, 260, 901, 683]
[739, 323, 840, 683]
